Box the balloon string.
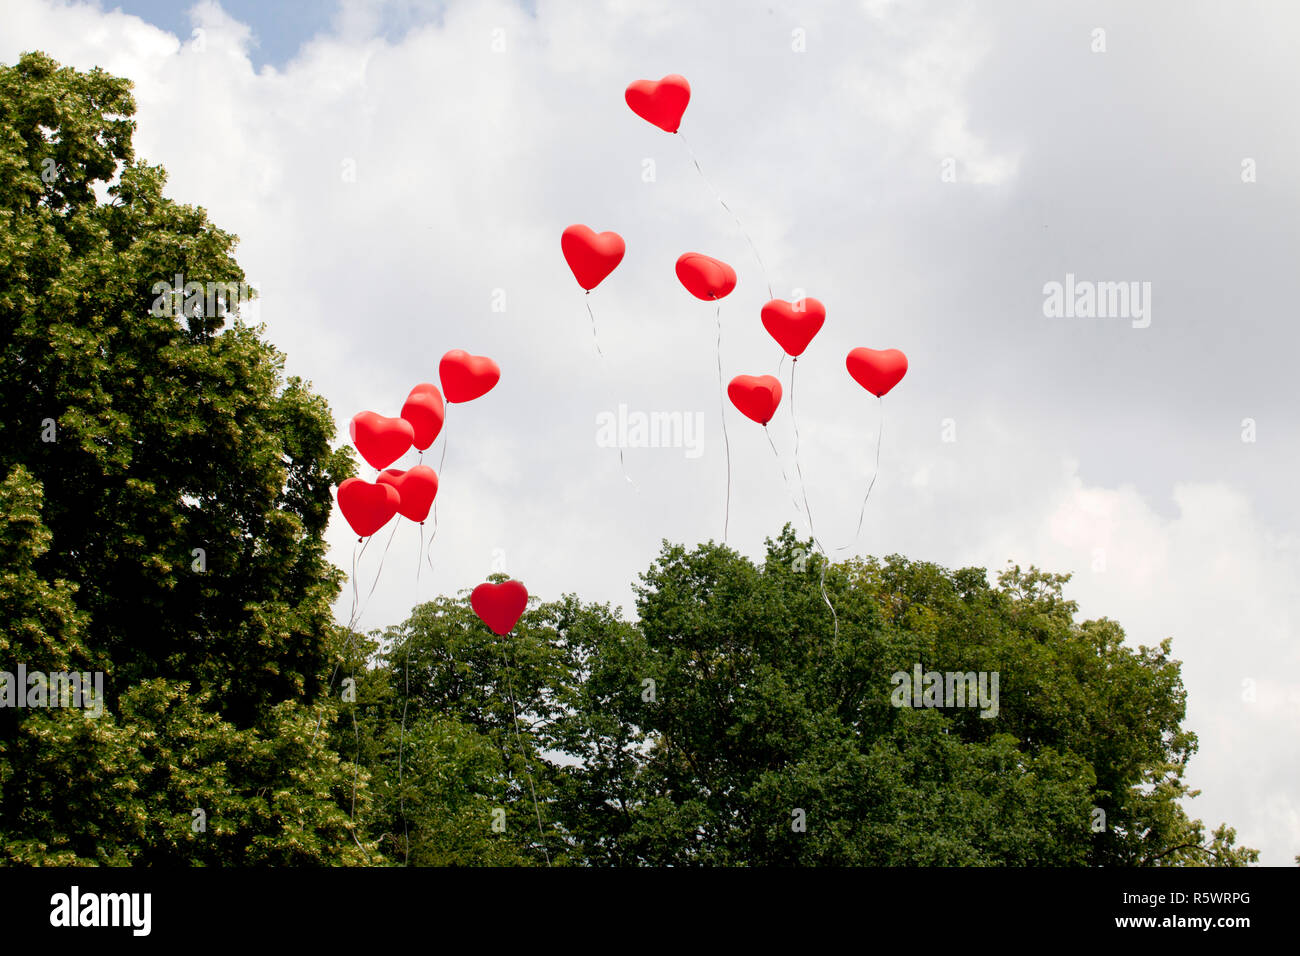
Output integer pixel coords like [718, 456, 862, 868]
[346, 536, 375, 863]
[497, 638, 550, 866]
[346, 534, 373, 634]
[400, 519, 422, 863]
[437, 406, 450, 481]
[428, 404, 451, 564]
[310, 535, 366, 740]
[353, 514, 401, 856]
[397, 621, 412, 865]
[349, 537, 361, 630]
[764, 424, 804, 516]
[308, 533, 368, 751]
[789, 358, 838, 638]
[603, 369, 636, 491]
[583, 293, 635, 486]
[310, 532, 389, 865]
[618, 447, 637, 490]
[715, 301, 731, 542]
[403, 508, 443, 863]
[677, 131, 774, 301]
[356, 517, 399, 625]
[584, 292, 604, 358]
[836, 396, 885, 553]
[349, 678, 370, 862]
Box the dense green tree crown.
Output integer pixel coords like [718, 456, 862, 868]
[1, 51, 367, 864]
[0, 53, 1255, 866]
[355, 530, 1255, 866]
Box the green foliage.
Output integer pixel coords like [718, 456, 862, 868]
[342, 527, 1255, 866]
[0, 52, 364, 864]
[340, 588, 569, 866]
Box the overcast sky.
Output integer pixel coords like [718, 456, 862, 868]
[5, 0, 1297, 865]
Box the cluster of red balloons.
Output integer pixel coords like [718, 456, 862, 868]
[335, 349, 500, 539]
[733, 295, 911, 424]
[340, 73, 913, 638]
[567, 73, 911, 423]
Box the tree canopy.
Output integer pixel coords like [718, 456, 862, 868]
[1, 51, 366, 864]
[344, 528, 1255, 866]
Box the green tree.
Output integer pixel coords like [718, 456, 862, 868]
[543, 526, 1255, 865]
[0, 52, 368, 864]
[356, 526, 1254, 865]
[349, 587, 572, 865]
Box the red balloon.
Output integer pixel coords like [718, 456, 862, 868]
[676, 253, 737, 301]
[336, 477, 401, 538]
[562, 225, 625, 291]
[471, 579, 529, 636]
[761, 298, 826, 357]
[376, 465, 439, 523]
[439, 350, 500, 403]
[846, 348, 908, 397]
[625, 74, 690, 133]
[727, 374, 783, 425]
[350, 411, 415, 470]
[401, 385, 444, 451]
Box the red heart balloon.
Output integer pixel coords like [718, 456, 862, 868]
[350, 411, 415, 470]
[846, 348, 909, 397]
[625, 74, 691, 133]
[562, 224, 625, 291]
[401, 385, 445, 451]
[336, 477, 401, 538]
[439, 350, 500, 404]
[761, 298, 826, 357]
[727, 374, 783, 425]
[471, 579, 529, 636]
[676, 253, 737, 301]
[376, 465, 439, 523]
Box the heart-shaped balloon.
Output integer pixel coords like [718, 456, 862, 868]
[727, 374, 783, 425]
[376, 465, 439, 523]
[761, 298, 826, 357]
[439, 350, 500, 404]
[562, 224, 625, 291]
[336, 477, 401, 538]
[846, 348, 908, 397]
[401, 385, 445, 451]
[625, 74, 691, 133]
[471, 579, 529, 636]
[350, 411, 415, 470]
[676, 253, 737, 301]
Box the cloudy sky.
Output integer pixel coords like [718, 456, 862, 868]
[4, 0, 1297, 864]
